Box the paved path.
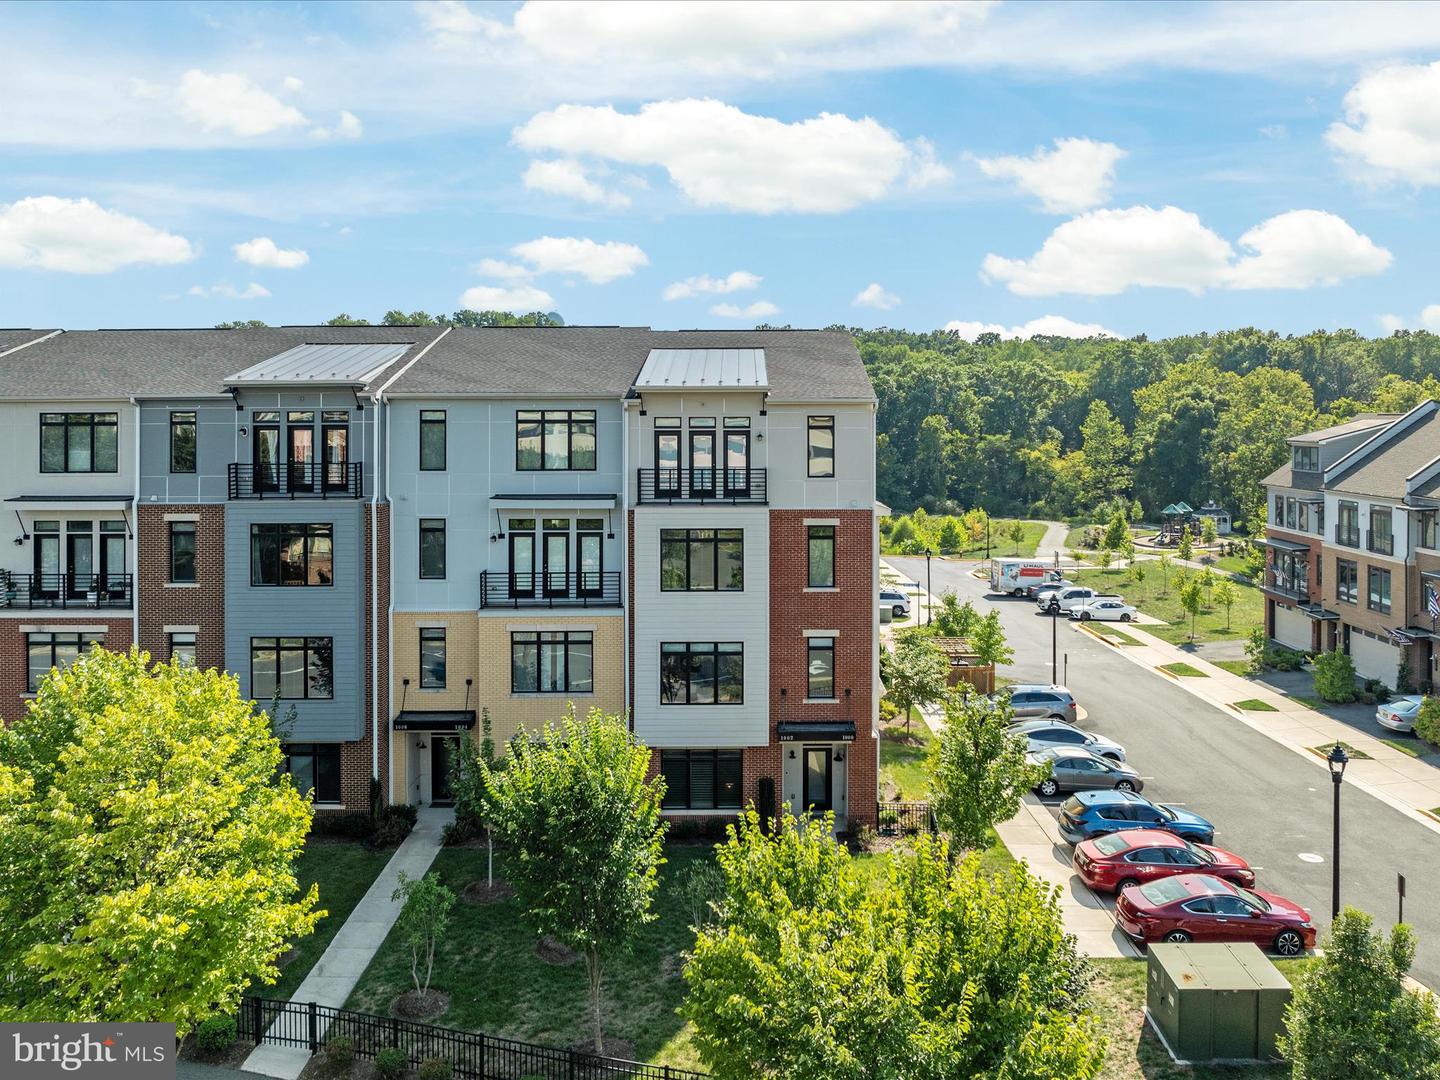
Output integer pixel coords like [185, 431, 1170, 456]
[1033, 520, 1070, 559]
[242, 807, 453, 1080]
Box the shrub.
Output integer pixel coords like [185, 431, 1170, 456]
[1364, 679, 1391, 704]
[679, 858, 727, 930]
[318, 1036, 355, 1079]
[193, 1015, 237, 1056]
[1244, 626, 1268, 674]
[310, 812, 374, 840]
[374, 1046, 408, 1080]
[371, 804, 417, 848]
[418, 1059, 452, 1080]
[1414, 698, 1440, 747]
[1268, 646, 1306, 672]
[879, 696, 900, 725]
[1313, 650, 1358, 704]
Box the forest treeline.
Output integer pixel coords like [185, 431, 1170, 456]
[851, 327, 1440, 529]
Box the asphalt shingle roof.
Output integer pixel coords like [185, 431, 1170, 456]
[0, 329, 58, 355]
[1328, 406, 1440, 498]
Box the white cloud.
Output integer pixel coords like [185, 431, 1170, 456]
[458, 283, 557, 311]
[711, 300, 779, 319]
[312, 110, 364, 140]
[1326, 61, 1440, 186]
[1377, 305, 1440, 334]
[508, 236, 648, 283]
[233, 236, 309, 269]
[0, 196, 194, 273]
[174, 69, 309, 137]
[188, 281, 271, 300]
[664, 271, 761, 301]
[853, 282, 901, 310]
[1259, 124, 1287, 140]
[975, 137, 1125, 213]
[514, 98, 942, 213]
[522, 159, 630, 208]
[472, 257, 533, 279]
[945, 316, 1118, 341]
[981, 205, 1390, 296]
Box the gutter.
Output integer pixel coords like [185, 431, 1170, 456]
[129, 397, 141, 649]
[621, 397, 631, 729]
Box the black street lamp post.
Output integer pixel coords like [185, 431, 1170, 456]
[925, 548, 933, 626]
[1328, 742, 1348, 920]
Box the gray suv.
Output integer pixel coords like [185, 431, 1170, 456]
[1008, 718, 1127, 763]
[993, 684, 1078, 722]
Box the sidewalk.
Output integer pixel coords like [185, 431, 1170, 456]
[242, 806, 453, 1079]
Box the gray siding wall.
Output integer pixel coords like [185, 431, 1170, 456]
[224, 500, 366, 741]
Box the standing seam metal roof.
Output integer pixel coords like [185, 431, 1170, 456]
[635, 348, 768, 389]
[227, 342, 412, 383]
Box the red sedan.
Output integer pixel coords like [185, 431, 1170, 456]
[1073, 829, 1254, 894]
[1115, 874, 1315, 956]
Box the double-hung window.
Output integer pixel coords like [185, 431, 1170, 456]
[1336, 559, 1358, 604]
[516, 410, 596, 470]
[660, 749, 742, 810]
[169, 632, 197, 666]
[807, 525, 835, 587]
[169, 521, 197, 583]
[807, 637, 835, 699]
[807, 416, 835, 478]
[419, 410, 446, 470]
[282, 743, 341, 803]
[511, 631, 593, 693]
[170, 411, 197, 473]
[660, 529, 742, 591]
[26, 631, 103, 692]
[1367, 567, 1392, 614]
[419, 519, 446, 579]
[40, 412, 118, 473]
[251, 637, 333, 700]
[420, 627, 446, 689]
[251, 523, 334, 586]
[660, 642, 743, 704]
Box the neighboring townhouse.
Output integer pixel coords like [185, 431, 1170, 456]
[1263, 402, 1440, 689]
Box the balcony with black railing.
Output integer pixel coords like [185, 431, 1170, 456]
[479, 570, 622, 609]
[636, 467, 767, 504]
[1366, 529, 1394, 557]
[0, 572, 133, 609]
[1334, 523, 1360, 547]
[1263, 570, 1310, 602]
[228, 462, 363, 499]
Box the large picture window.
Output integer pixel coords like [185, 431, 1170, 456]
[250, 523, 333, 586]
[660, 749, 742, 810]
[170, 411, 197, 473]
[40, 412, 118, 473]
[169, 521, 197, 584]
[419, 518, 446, 579]
[807, 525, 835, 587]
[1367, 566, 1392, 614]
[660, 528, 742, 591]
[516, 410, 596, 471]
[807, 415, 834, 478]
[420, 627, 446, 689]
[660, 642, 743, 704]
[283, 743, 341, 803]
[251, 637, 333, 700]
[1336, 558, 1358, 604]
[807, 637, 835, 699]
[1368, 507, 1394, 555]
[511, 631, 593, 693]
[419, 409, 446, 470]
[27, 631, 103, 692]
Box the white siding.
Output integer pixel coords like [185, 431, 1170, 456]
[1272, 605, 1312, 652]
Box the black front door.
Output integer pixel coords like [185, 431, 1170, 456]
[803, 746, 833, 815]
[66, 528, 93, 600]
[543, 530, 569, 597]
[577, 531, 602, 596]
[431, 736, 459, 805]
[34, 527, 60, 598]
[288, 422, 315, 492]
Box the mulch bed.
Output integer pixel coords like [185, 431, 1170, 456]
[570, 1035, 637, 1060]
[391, 988, 450, 1022]
[462, 879, 515, 905]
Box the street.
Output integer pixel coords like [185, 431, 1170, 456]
[890, 555, 1440, 988]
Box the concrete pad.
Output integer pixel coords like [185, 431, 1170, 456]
[240, 1046, 309, 1080]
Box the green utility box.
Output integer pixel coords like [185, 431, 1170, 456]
[1146, 943, 1291, 1064]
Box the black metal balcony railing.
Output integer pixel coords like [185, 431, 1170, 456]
[1264, 572, 1309, 602]
[1334, 524, 1360, 547]
[228, 462, 363, 499]
[0, 572, 133, 609]
[479, 570, 622, 609]
[1366, 530, 1394, 557]
[637, 467, 767, 504]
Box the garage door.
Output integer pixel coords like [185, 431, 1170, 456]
[1272, 605, 1313, 652]
[1349, 632, 1401, 685]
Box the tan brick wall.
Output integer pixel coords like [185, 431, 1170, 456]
[137, 504, 225, 669]
[0, 617, 134, 722]
[392, 611, 481, 712]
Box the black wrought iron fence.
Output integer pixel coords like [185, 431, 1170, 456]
[876, 801, 936, 837]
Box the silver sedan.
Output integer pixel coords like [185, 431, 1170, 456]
[1030, 746, 1144, 798]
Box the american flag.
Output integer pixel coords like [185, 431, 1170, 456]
[1429, 587, 1440, 622]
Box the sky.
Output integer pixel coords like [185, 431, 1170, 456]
[4, 0, 1440, 340]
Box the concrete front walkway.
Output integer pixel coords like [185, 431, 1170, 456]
[242, 806, 453, 1080]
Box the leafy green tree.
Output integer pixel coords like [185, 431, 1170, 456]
[929, 691, 1044, 852]
[480, 708, 665, 1051]
[1078, 399, 1132, 508]
[969, 610, 1014, 668]
[1178, 577, 1204, 641]
[682, 812, 1105, 1080]
[1313, 650, 1358, 703]
[931, 590, 980, 637]
[391, 871, 456, 996]
[1097, 547, 1113, 571]
[1413, 697, 1440, 747]
[1281, 909, 1440, 1080]
[1201, 515, 1218, 549]
[1213, 579, 1238, 629]
[1102, 509, 1129, 551]
[1007, 519, 1026, 553]
[882, 632, 949, 734]
[1132, 560, 1147, 591]
[936, 518, 962, 554]
[0, 648, 319, 1033]
[215, 319, 269, 329]
[325, 312, 372, 325]
[1177, 525, 1194, 562]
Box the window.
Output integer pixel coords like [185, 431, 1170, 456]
[660, 749, 742, 810]
[1337, 501, 1360, 547]
[807, 637, 835, 699]
[251, 637, 333, 700]
[26, 632, 103, 692]
[250, 524, 333, 586]
[40, 412, 118, 473]
[1297, 501, 1310, 533]
[807, 416, 835, 478]
[1273, 494, 1284, 525]
[689, 416, 715, 429]
[419, 519, 446, 579]
[283, 744, 341, 803]
[807, 525, 835, 587]
[169, 521, 196, 583]
[169, 632, 197, 666]
[1420, 511, 1438, 551]
[1285, 498, 1296, 530]
[1336, 559, 1358, 604]
[1369, 507, 1394, 556]
[723, 416, 750, 429]
[168, 410, 197, 473]
[1292, 446, 1320, 471]
[1368, 566, 1392, 614]
[516, 409, 596, 471]
[420, 627, 446, 689]
[660, 642, 743, 704]
[660, 529, 743, 591]
[419, 410, 446, 470]
[511, 631, 593, 693]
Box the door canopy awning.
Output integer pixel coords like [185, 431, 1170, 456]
[777, 721, 856, 743]
[393, 710, 477, 731]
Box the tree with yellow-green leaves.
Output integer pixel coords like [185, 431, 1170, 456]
[0, 647, 319, 1034]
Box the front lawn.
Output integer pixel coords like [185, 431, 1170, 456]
[1160, 662, 1208, 678]
[1071, 565, 1263, 645]
[1232, 698, 1279, 711]
[880, 715, 934, 800]
[883, 518, 1046, 558]
[1213, 659, 1253, 676]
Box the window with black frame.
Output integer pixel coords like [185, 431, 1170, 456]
[420, 627, 446, 688]
[419, 518, 446, 579]
[516, 409, 596, 470]
[170, 411, 196, 473]
[168, 631, 197, 666]
[283, 743, 341, 803]
[40, 412, 118, 473]
[250, 523, 333, 586]
[1367, 566, 1392, 613]
[419, 410, 446, 470]
[1336, 558, 1358, 604]
[660, 528, 743, 591]
[251, 637, 333, 700]
[807, 637, 835, 699]
[26, 631, 104, 692]
[660, 642, 743, 704]
[660, 749, 742, 810]
[807, 415, 835, 478]
[511, 630, 593, 693]
[807, 525, 835, 587]
[169, 521, 196, 583]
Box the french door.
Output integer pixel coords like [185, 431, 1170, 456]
[66, 527, 93, 600]
[509, 532, 536, 598]
[578, 530, 602, 596]
[288, 421, 315, 492]
[689, 432, 716, 497]
[724, 431, 750, 496]
[655, 431, 680, 495]
[322, 423, 348, 491]
[253, 423, 280, 492]
[544, 530, 569, 597]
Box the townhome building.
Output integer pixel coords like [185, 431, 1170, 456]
[1263, 401, 1440, 690]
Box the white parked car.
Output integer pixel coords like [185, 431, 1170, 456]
[1376, 696, 1426, 733]
[879, 588, 911, 620]
[1069, 598, 1137, 623]
[1039, 586, 1102, 614]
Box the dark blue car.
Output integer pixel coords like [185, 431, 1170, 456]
[1057, 790, 1215, 846]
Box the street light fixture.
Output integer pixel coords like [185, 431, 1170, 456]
[924, 548, 933, 626]
[1328, 741, 1348, 920]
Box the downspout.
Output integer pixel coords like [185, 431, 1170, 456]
[130, 398, 141, 649]
[621, 397, 631, 729]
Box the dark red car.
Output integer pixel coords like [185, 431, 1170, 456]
[1073, 829, 1254, 894]
[1115, 874, 1315, 956]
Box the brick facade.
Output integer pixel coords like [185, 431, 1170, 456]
[137, 504, 225, 669]
[0, 616, 134, 721]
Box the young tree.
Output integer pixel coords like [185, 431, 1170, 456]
[936, 518, 962, 555]
[1158, 553, 1173, 595]
[1177, 525, 1194, 562]
[1007, 519, 1026, 554]
[1281, 908, 1440, 1080]
[1201, 515, 1218, 551]
[1178, 577, 1205, 641]
[682, 812, 1104, 1080]
[969, 610, 1015, 668]
[0, 648, 319, 1033]
[1119, 536, 1136, 567]
[1097, 547, 1113, 571]
[1102, 509, 1129, 551]
[931, 590, 979, 638]
[1313, 650, 1358, 704]
[1213, 578, 1238, 630]
[1132, 559, 1148, 593]
[480, 709, 666, 1052]
[392, 871, 456, 997]
[1200, 565, 1216, 601]
[883, 632, 949, 734]
[929, 691, 1044, 852]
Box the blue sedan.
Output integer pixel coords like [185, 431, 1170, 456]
[1057, 790, 1215, 846]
